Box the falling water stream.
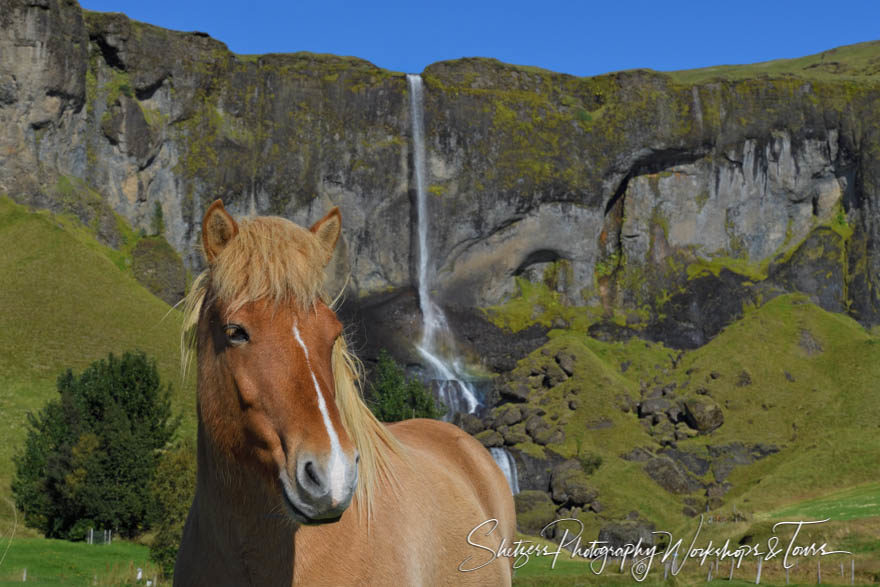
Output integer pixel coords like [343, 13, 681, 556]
[407, 74, 518, 494]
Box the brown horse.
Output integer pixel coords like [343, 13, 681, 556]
[174, 200, 516, 586]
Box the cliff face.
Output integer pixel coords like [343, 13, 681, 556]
[3, 0, 880, 352]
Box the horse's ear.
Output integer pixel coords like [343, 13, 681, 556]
[310, 207, 341, 265]
[202, 199, 239, 263]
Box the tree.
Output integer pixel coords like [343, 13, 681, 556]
[369, 350, 444, 422]
[12, 351, 179, 539]
[150, 439, 196, 578]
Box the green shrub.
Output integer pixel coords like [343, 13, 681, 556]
[369, 350, 444, 422]
[11, 351, 179, 539]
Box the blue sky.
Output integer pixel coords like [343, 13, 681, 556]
[78, 1, 880, 77]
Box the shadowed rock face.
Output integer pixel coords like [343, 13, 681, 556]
[3, 1, 880, 351]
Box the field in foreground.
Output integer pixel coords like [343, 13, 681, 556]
[0, 537, 157, 586]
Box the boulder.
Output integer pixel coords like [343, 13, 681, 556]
[474, 429, 503, 448]
[598, 520, 656, 548]
[508, 448, 568, 492]
[683, 396, 724, 433]
[643, 456, 703, 494]
[550, 462, 598, 507]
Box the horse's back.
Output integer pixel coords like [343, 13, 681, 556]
[390, 418, 514, 520]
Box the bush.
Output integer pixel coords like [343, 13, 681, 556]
[369, 350, 443, 422]
[149, 439, 196, 578]
[11, 351, 179, 539]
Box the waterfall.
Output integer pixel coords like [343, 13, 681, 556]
[489, 448, 520, 495]
[408, 75, 517, 495]
[407, 73, 479, 416]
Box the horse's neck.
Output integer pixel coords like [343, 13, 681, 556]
[186, 423, 296, 585]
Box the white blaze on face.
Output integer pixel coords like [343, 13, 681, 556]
[292, 321, 347, 502]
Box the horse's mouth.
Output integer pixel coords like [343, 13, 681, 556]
[280, 478, 344, 526]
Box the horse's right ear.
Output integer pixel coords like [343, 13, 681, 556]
[202, 199, 239, 263]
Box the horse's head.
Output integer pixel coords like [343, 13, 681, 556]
[195, 200, 359, 524]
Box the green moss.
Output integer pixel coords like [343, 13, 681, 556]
[428, 184, 447, 197]
[484, 277, 600, 333]
[105, 69, 134, 106]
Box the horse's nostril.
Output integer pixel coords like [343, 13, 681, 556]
[304, 460, 321, 487]
[355, 453, 360, 465]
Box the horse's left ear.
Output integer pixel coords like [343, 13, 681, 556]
[310, 207, 342, 265]
[202, 199, 239, 264]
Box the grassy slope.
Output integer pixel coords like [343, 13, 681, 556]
[0, 197, 196, 533]
[493, 287, 880, 584]
[665, 39, 880, 83]
[0, 537, 157, 586]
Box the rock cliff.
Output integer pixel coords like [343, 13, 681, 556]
[2, 0, 880, 355]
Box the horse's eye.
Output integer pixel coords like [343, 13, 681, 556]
[224, 324, 249, 346]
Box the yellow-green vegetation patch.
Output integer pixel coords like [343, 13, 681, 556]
[0, 197, 195, 530]
[485, 277, 601, 333]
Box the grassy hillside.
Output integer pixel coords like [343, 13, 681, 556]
[490, 284, 880, 584]
[666, 39, 880, 83]
[0, 197, 196, 533]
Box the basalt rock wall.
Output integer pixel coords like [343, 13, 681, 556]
[3, 0, 880, 357]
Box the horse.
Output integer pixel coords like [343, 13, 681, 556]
[174, 200, 516, 585]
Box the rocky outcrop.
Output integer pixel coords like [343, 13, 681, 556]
[2, 0, 880, 354]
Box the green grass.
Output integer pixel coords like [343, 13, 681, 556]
[766, 483, 880, 523]
[0, 537, 159, 586]
[0, 197, 196, 531]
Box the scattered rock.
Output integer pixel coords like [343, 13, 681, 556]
[543, 361, 568, 388]
[508, 448, 568, 492]
[588, 321, 639, 342]
[621, 447, 653, 462]
[643, 456, 703, 494]
[532, 427, 565, 446]
[524, 414, 550, 437]
[555, 352, 575, 376]
[474, 429, 503, 448]
[638, 397, 672, 418]
[452, 412, 484, 435]
[499, 422, 530, 445]
[709, 442, 779, 483]
[598, 520, 656, 548]
[550, 461, 598, 506]
[736, 370, 752, 386]
[494, 404, 523, 427]
[498, 379, 529, 403]
[683, 396, 724, 433]
[659, 447, 711, 476]
[586, 417, 613, 430]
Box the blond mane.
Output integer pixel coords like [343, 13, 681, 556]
[181, 214, 402, 519]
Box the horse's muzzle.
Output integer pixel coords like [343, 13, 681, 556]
[281, 450, 359, 524]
